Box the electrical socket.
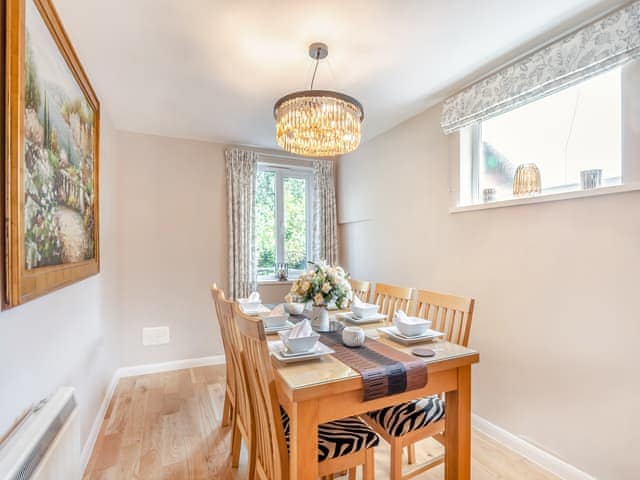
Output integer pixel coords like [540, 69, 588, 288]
[142, 326, 170, 346]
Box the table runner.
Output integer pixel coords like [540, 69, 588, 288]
[318, 332, 427, 401]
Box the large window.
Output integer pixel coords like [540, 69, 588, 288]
[461, 66, 623, 205]
[256, 164, 312, 281]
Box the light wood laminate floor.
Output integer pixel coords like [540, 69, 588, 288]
[83, 365, 560, 480]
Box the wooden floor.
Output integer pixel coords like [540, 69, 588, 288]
[84, 365, 560, 480]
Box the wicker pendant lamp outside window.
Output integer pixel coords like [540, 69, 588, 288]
[274, 43, 364, 157]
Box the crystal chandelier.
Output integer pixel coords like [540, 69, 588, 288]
[274, 43, 364, 157]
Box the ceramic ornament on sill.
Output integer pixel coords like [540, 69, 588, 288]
[289, 261, 353, 332]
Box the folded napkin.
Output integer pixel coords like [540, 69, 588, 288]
[352, 296, 365, 307]
[394, 309, 408, 321]
[247, 291, 260, 302]
[289, 319, 313, 339]
[265, 303, 286, 317]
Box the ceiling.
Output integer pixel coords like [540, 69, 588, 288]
[55, 0, 624, 149]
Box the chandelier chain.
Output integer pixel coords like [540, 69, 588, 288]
[309, 48, 321, 90]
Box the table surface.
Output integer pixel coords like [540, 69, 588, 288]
[268, 317, 478, 391]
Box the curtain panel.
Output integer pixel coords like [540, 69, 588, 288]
[225, 148, 258, 299]
[312, 159, 339, 265]
[441, 1, 640, 134]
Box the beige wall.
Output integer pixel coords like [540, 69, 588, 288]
[0, 113, 120, 449]
[338, 103, 640, 478]
[115, 131, 228, 366]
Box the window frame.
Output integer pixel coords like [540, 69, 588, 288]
[256, 162, 313, 282]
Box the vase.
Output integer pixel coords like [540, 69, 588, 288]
[313, 305, 330, 332]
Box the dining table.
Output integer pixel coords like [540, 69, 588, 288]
[266, 311, 480, 480]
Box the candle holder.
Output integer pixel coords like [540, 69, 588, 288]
[513, 163, 541, 196]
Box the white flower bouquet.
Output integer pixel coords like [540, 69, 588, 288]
[289, 261, 353, 309]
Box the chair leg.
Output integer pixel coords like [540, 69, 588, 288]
[363, 448, 375, 480]
[390, 438, 403, 480]
[348, 467, 357, 480]
[407, 443, 416, 464]
[231, 421, 242, 468]
[222, 390, 232, 427]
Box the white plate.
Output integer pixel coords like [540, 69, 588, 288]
[336, 312, 387, 324]
[377, 326, 444, 345]
[268, 340, 335, 363]
[241, 304, 271, 315]
[264, 320, 295, 334]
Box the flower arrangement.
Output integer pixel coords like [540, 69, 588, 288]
[289, 261, 353, 309]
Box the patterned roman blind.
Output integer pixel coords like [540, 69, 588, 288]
[441, 1, 640, 134]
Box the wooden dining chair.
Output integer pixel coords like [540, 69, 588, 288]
[365, 288, 475, 480]
[210, 284, 255, 477]
[210, 284, 235, 427]
[234, 306, 378, 480]
[372, 282, 415, 322]
[350, 278, 372, 303]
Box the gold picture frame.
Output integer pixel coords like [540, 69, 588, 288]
[4, 0, 100, 306]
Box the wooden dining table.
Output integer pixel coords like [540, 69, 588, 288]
[267, 318, 479, 480]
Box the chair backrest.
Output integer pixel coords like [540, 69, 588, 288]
[210, 284, 252, 432]
[372, 283, 415, 321]
[413, 289, 475, 346]
[235, 306, 289, 480]
[350, 278, 371, 303]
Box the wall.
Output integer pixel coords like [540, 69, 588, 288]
[337, 101, 640, 477]
[0, 113, 120, 449]
[115, 132, 228, 366]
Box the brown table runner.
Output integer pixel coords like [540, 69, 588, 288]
[318, 332, 427, 401]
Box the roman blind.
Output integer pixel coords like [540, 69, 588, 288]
[441, 1, 640, 134]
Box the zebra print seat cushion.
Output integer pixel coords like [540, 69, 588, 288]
[366, 396, 445, 437]
[280, 408, 379, 462]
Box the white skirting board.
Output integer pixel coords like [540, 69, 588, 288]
[472, 414, 596, 480]
[80, 354, 225, 473]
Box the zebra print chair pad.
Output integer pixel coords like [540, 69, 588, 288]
[367, 396, 445, 437]
[281, 408, 379, 461]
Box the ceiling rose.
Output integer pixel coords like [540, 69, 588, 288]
[274, 43, 364, 157]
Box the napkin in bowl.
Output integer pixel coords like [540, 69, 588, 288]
[288, 319, 313, 338]
[394, 310, 431, 336]
[247, 291, 261, 303]
[352, 296, 365, 308]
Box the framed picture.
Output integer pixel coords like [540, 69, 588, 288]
[4, 0, 100, 306]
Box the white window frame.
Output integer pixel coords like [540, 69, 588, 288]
[462, 121, 624, 207]
[257, 162, 313, 282]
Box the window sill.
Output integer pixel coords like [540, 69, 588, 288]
[450, 183, 640, 213]
[258, 279, 294, 286]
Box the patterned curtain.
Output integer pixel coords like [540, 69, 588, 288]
[225, 148, 258, 299]
[312, 159, 339, 265]
[441, 1, 640, 133]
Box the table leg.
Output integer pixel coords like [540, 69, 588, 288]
[445, 365, 471, 480]
[290, 399, 319, 480]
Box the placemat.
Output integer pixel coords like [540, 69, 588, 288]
[318, 332, 427, 401]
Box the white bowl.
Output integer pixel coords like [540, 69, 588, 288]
[394, 316, 431, 337]
[352, 303, 379, 319]
[285, 302, 305, 315]
[278, 330, 320, 353]
[259, 312, 290, 328]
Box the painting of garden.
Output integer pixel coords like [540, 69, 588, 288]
[23, 0, 96, 269]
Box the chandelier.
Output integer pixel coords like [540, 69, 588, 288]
[274, 43, 364, 157]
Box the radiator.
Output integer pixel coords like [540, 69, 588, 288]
[0, 388, 79, 480]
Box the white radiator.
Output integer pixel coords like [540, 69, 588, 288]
[0, 388, 79, 480]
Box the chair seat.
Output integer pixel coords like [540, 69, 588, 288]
[366, 396, 445, 437]
[281, 408, 379, 462]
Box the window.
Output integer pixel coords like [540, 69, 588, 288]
[461, 66, 623, 205]
[256, 164, 312, 281]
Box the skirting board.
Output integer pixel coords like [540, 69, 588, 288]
[80, 354, 225, 473]
[472, 414, 596, 480]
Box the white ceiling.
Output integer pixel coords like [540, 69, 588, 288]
[55, 0, 624, 149]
